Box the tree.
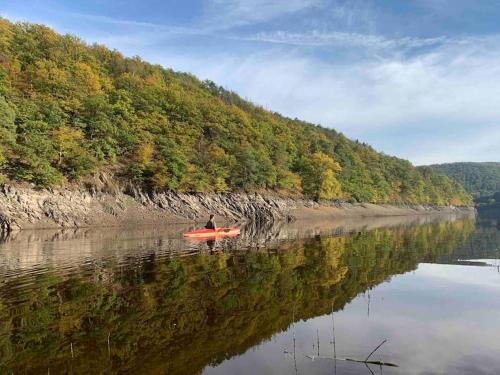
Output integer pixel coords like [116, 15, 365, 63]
[300, 152, 342, 200]
[52, 126, 96, 180]
[0, 96, 16, 173]
[204, 144, 234, 192]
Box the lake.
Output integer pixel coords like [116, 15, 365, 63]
[1, 212, 499, 374]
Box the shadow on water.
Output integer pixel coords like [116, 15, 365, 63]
[0, 212, 481, 374]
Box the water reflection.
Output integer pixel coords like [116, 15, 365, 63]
[1, 213, 493, 374]
[438, 215, 500, 264]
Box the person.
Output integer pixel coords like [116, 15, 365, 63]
[205, 214, 217, 230]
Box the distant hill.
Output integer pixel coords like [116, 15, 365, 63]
[429, 163, 500, 199]
[0, 18, 471, 206]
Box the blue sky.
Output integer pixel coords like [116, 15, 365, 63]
[1, 0, 500, 165]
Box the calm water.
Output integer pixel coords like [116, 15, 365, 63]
[1, 213, 499, 374]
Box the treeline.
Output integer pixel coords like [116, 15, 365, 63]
[0, 18, 471, 205]
[429, 162, 500, 200]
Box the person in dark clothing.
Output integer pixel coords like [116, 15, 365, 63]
[205, 214, 216, 230]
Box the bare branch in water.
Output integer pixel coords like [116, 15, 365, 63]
[303, 338, 398, 368]
[365, 339, 387, 362]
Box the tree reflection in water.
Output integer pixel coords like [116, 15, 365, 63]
[0, 217, 476, 374]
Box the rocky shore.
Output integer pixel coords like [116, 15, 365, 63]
[0, 184, 475, 233]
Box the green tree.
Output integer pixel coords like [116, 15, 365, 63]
[52, 126, 95, 180]
[300, 152, 342, 200]
[0, 96, 16, 173]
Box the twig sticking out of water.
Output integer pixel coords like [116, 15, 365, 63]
[365, 339, 387, 362]
[292, 308, 298, 375]
[344, 339, 397, 367]
[365, 362, 375, 375]
[293, 331, 298, 374]
[316, 329, 320, 357]
[305, 338, 398, 368]
[345, 358, 398, 368]
[303, 355, 398, 368]
[331, 301, 337, 375]
[367, 290, 371, 317]
[340, 339, 389, 364]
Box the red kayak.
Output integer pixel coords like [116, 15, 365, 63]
[183, 228, 240, 239]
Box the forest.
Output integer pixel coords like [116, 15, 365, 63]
[429, 162, 500, 210]
[429, 162, 500, 199]
[0, 18, 472, 205]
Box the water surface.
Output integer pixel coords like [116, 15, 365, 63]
[1, 213, 499, 374]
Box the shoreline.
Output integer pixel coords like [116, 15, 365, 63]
[0, 184, 475, 232]
[0, 213, 476, 272]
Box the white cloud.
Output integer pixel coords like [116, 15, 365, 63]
[417, 263, 500, 289]
[68, 12, 207, 35]
[241, 30, 447, 50]
[183, 36, 500, 127]
[72, 14, 179, 30]
[329, 0, 378, 32]
[407, 129, 500, 165]
[202, 0, 324, 29]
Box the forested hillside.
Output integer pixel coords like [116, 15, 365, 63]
[429, 162, 500, 200]
[0, 18, 472, 205]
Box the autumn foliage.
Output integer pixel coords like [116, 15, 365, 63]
[0, 19, 472, 205]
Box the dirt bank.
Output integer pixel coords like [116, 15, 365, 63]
[0, 184, 475, 233]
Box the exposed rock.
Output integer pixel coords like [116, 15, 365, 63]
[0, 210, 11, 235]
[0, 184, 475, 232]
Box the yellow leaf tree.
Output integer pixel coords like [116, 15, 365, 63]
[301, 151, 343, 201]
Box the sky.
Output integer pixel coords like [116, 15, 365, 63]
[1, 0, 499, 165]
